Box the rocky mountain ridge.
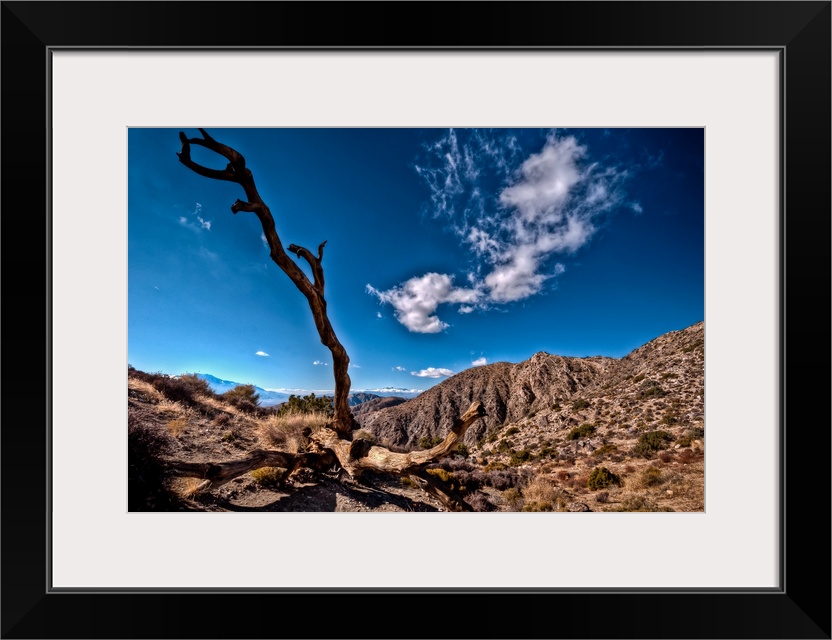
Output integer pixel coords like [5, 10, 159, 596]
[357, 322, 704, 451]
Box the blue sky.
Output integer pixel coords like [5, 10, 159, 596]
[128, 128, 703, 393]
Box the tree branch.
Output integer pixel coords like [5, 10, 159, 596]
[177, 129, 357, 435]
[168, 449, 336, 491]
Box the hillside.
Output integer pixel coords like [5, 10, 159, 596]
[128, 321, 704, 512]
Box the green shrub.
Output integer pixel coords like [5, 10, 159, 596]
[222, 384, 260, 409]
[633, 430, 674, 457]
[505, 426, 520, 436]
[277, 393, 334, 417]
[637, 379, 666, 399]
[593, 443, 618, 457]
[509, 449, 533, 466]
[567, 423, 596, 440]
[251, 466, 283, 485]
[419, 435, 445, 449]
[456, 443, 469, 457]
[587, 466, 622, 491]
[571, 398, 591, 411]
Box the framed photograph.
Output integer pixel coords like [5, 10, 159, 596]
[3, 2, 829, 638]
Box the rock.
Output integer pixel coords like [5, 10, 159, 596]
[567, 501, 592, 512]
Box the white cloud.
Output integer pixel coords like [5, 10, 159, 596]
[631, 202, 644, 215]
[411, 367, 454, 378]
[393, 366, 406, 372]
[350, 363, 361, 369]
[313, 360, 328, 366]
[472, 357, 487, 367]
[255, 350, 269, 357]
[368, 130, 630, 332]
[367, 273, 480, 334]
[261, 232, 269, 248]
[377, 312, 383, 319]
[179, 202, 212, 232]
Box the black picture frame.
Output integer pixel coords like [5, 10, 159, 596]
[2, 2, 829, 638]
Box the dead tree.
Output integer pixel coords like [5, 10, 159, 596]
[171, 129, 484, 511]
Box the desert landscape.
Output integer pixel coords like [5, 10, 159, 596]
[129, 127, 704, 513]
[128, 320, 703, 513]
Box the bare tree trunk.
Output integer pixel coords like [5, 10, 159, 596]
[174, 130, 486, 510]
[177, 129, 356, 435]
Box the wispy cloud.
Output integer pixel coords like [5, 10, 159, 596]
[471, 357, 487, 367]
[393, 366, 406, 372]
[411, 367, 454, 379]
[368, 130, 631, 332]
[313, 360, 328, 366]
[350, 363, 361, 369]
[179, 202, 212, 232]
[255, 350, 269, 357]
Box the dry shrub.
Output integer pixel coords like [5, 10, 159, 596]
[177, 477, 209, 497]
[258, 410, 330, 452]
[128, 378, 165, 402]
[677, 449, 699, 465]
[501, 487, 524, 511]
[522, 475, 567, 511]
[166, 418, 188, 438]
[637, 466, 664, 488]
[657, 451, 673, 464]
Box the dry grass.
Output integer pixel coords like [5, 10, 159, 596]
[166, 418, 188, 438]
[521, 475, 569, 511]
[258, 410, 330, 453]
[155, 399, 189, 418]
[128, 378, 165, 402]
[176, 477, 209, 497]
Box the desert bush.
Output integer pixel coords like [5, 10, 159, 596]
[504, 426, 520, 436]
[214, 412, 232, 427]
[633, 430, 674, 457]
[466, 491, 493, 512]
[595, 491, 611, 504]
[259, 410, 330, 452]
[166, 418, 188, 438]
[221, 430, 239, 443]
[522, 476, 566, 510]
[587, 466, 622, 491]
[571, 398, 591, 411]
[150, 375, 202, 407]
[567, 423, 596, 440]
[419, 435, 445, 449]
[501, 488, 524, 511]
[593, 443, 617, 458]
[637, 379, 666, 399]
[509, 449, 533, 466]
[638, 466, 664, 487]
[677, 449, 697, 464]
[277, 393, 334, 417]
[222, 384, 260, 411]
[251, 466, 283, 486]
[178, 373, 213, 396]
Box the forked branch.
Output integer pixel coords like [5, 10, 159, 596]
[177, 129, 356, 435]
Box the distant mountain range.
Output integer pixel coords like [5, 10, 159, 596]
[193, 374, 422, 407]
